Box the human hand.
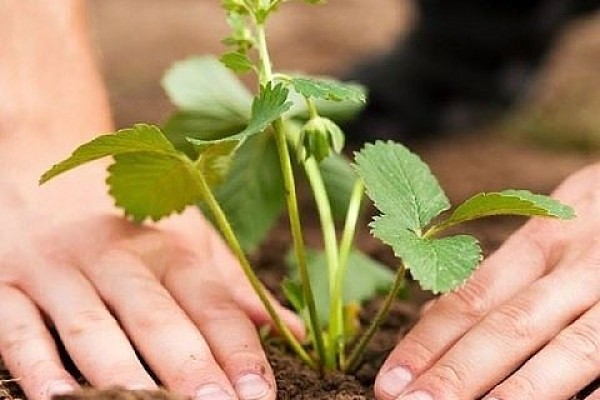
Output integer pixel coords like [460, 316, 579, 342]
[374, 163, 600, 400]
[0, 172, 303, 400]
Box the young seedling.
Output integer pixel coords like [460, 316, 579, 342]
[40, 0, 575, 374]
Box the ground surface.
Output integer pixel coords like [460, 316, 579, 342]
[2, 1, 600, 399]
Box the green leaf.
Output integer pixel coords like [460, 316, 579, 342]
[163, 109, 250, 143]
[162, 56, 252, 118]
[162, 108, 249, 160]
[319, 154, 358, 220]
[236, 82, 292, 139]
[281, 279, 306, 315]
[205, 134, 285, 252]
[372, 215, 482, 294]
[108, 152, 202, 223]
[437, 190, 576, 231]
[222, 12, 255, 50]
[192, 140, 241, 187]
[40, 124, 177, 184]
[287, 249, 396, 325]
[221, 0, 248, 13]
[355, 141, 450, 232]
[291, 76, 366, 104]
[220, 51, 255, 73]
[285, 88, 366, 122]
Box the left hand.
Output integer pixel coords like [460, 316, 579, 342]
[374, 163, 600, 400]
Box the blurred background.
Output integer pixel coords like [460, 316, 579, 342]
[86, 0, 600, 211]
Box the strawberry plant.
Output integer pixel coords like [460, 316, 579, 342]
[40, 0, 575, 374]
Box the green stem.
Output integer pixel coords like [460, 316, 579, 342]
[272, 120, 327, 368]
[306, 98, 319, 120]
[335, 180, 364, 366]
[338, 180, 364, 282]
[344, 264, 406, 373]
[195, 171, 315, 368]
[255, 22, 327, 368]
[303, 157, 340, 369]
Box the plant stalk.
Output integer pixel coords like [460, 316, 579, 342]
[334, 179, 364, 365]
[255, 21, 327, 368]
[303, 157, 341, 369]
[344, 263, 406, 373]
[195, 171, 315, 368]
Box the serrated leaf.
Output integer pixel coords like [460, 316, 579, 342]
[291, 76, 366, 104]
[319, 154, 358, 220]
[41, 124, 176, 184]
[108, 152, 202, 223]
[237, 82, 292, 139]
[437, 190, 576, 231]
[372, 215, 482, 294]
[355, 141, 450, 232]
[284, 86, 367, 123]
[220, 51, 254, 73]
[162, 56, 252, 119]
[287, 249, 396, 325]
[204, 134, 285, 252]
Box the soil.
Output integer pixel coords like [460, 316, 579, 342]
[1, 1, 599, 399]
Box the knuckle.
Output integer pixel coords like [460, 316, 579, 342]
[197, 301, 245, 323]
[64, 309, 113, 338]
[443, 278, 490, 322]
[426, 362, 467, 396]
[393, 335, 436, 368]
[170, 354, 220, 389]
[487, 303, 536, 342]
[1, 323, 45, 356]
[556, 321, 600, 367]
[493, 375, 537, 400]
[133, 297, 180, 330]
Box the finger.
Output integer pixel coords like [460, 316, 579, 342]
[87, 250, 236, 400]
[165, 263, 275, 400]
[486, 301, 600, 400]
[0, 284, 78, 400]
[22, 265, 156, 389]
[589, 387, 600, 400]
[420, 299, 437, 317]
[390, 247, 600, 400]
[375, 222, 563, 399]
[208, 234, 305, 340]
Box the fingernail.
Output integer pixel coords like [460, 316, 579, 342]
[378, 366, 413, 397]
[195, 384, 232, 400]
[46, 381, 75, 399]
[235, 374, 270, 400]
[398, 390, 434, 400]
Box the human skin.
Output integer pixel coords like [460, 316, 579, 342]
[375, 162, 600, 399]
[0, 2, 302, 400]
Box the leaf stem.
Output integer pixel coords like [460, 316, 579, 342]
[338, 180, 364, 286]
[306, 98, 319, 120]
[272, 119, 327, 369]
[195, 171, 315, 368]
[344, 263, 406, 373]
[333, 179, 364, 367]
[303, 157, 341, 369]
[255, 21, 327, 369]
